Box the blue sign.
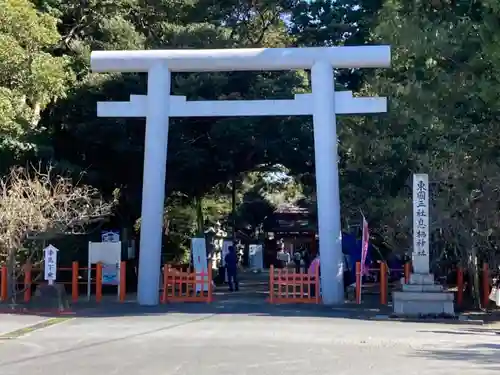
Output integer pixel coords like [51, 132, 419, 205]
[102, 264, 119, 285]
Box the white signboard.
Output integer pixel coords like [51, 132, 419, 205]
[43, 244, 59, 285]
[413, 174, 430, 274]
[88, 241, 122, 299]
[88, 241, 122, 264]
[249, 244, 264, 271]
[191, 237, 209, 292]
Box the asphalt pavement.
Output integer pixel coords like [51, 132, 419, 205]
[0, 303, 499, 375]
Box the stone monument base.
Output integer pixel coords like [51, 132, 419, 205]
[392, 273, 454, 316]
[28, 283, 70, 311]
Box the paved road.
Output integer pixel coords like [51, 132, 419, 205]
[0, 305, 498, 375]
[0, 314, 48, 336]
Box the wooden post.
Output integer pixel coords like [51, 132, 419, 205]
[23, 263, 32, 303]
[380, 262, 388, 305]
[314, 262, 320, 304]
[161, 265, 168, 303]
[456, 266, 464, 307]
[269, 265, 275, 303]
[355, 261, 361, 304]
[404, 262, 411, 284]
[72, 261, 79, 303]
[96, 263, 103, 303]
[0, 266, 7, 301]
[119, 261, 126, 302]
[482, 263, 489, 309]
[207, 267, 213, 303]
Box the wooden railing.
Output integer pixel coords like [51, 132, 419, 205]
[161, 265, 213, 303]
[0, 261, 127, 303]
[268, 265, 320, 304]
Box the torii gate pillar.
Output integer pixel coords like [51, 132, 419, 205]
[311, 60, 343, 303]
[91, 46, 391, 306]
[139, 63, 171, 306]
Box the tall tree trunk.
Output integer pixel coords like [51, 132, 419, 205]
[7, 248, 17, 300]
[467, 247, 481, 309]
[194, 195, 204, 236]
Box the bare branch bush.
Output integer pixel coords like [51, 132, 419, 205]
[431, 153, 500, 307]
[0, 165, 114, 301]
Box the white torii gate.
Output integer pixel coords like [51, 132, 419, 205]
[91, 46, 391, 306]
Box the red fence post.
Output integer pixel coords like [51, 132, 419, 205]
[456, 266, 464, 307]
[207, 267, 213, 303]
[380, 262, 388, 305]
[96, 263, 103, 303]
[119, 261, 126, 302]
[482, 263, 489, 309]
[161, 265, 168, 303]
[269, 265, 275, 304]
[404, 262, 411, 284]
[23, 263, 32, 303]
[314, 262, 320, 304]
[355, 261, 361, 304]
[72, 261, 79, 303]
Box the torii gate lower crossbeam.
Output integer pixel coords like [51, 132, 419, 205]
[91, 46, 391, 306]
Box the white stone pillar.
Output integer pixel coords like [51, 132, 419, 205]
[137, 63, 171, 305]
[311, 60, 344, 305]
[412, 174, 430, 274]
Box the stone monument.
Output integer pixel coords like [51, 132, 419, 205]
[392, 174, 455, 316]
[29, 283, 70, 311]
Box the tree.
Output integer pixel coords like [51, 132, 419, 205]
[40, 0, 312, 244]
[0, 165, 113, 299]
[359, 0, 500, 306]
[0, 0, 74, 170]
[290, 0, 383, 89]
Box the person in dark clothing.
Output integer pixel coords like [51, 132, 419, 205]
[293, 250, 302, 273]
[302, 250, 310, 273]
[224, 246, 239, 291]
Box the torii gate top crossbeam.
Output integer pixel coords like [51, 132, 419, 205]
[91, 46, 391, 73]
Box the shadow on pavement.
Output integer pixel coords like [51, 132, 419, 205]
[417, 327, 500, 336]
[0, 297, 391, 322]
[411, 343, 500, 371]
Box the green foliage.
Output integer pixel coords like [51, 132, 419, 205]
[0, 0, 74, 169]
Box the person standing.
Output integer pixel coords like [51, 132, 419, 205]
[224, 246, 239, 292]
[293, 250, 302, 273]
[302, 249, 310, 273]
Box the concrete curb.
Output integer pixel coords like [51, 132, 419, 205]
[369, 314, 484, 325]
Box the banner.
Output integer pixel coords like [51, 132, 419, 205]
[361, 215, 369, 276]
[359, 215, 369, 302]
